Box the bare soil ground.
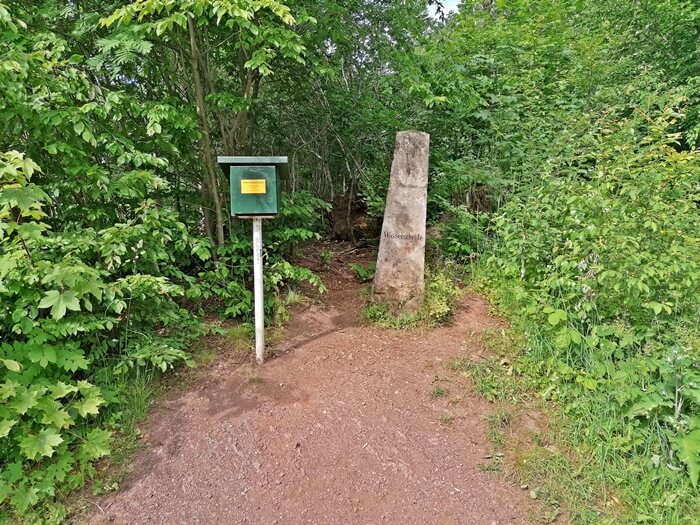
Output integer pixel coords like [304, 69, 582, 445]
[89, 243, 533, 525]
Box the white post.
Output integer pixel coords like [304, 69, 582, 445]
[252, 218, 265, 364]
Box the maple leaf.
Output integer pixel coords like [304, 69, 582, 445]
[19, 428, 64, 460]
[50, 381, 79, 399]
[38, 399, 73, 429]
[0, 380, 20, 400]
[8, 387, 42, 415]
[72, 392, 105, 418]
[80, 429, 112, 460]
[10, 486, 39, 513]
[0, 418, 17, 438]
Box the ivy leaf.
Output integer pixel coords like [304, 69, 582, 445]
[38, 290, 81, 320]
[19, 428, 64, 460]
[675, 429, 700, 487]
[80, 429, 112, 460]
[0, 418, 17, 438]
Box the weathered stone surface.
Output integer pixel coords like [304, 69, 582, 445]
[373, 130, 430, 312]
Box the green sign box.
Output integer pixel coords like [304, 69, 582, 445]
[217, 156, 288, 217]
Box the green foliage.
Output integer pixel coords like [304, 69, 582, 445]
[486, 105, 700, 499]
[101, 0, 308, 77]
[318, 250, 332, 271]
[430, 384, 447, 398]
[365, 269, 461, 329]
[349, 262, 375, 283]
[0, 152, 200, 521]
[0, 0, 429, 521]
[189, 191, 329, 320]
[434, 206, 485, 262]
[422, 271, 462, 323]
[6, 0, 700, 522]
[424, 1, 700, 521]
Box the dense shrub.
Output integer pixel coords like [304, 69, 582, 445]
[488, 101, 700, 486]
[0, 154, 203, 521]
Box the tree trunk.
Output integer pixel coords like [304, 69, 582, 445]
[188, 16, 225, 247]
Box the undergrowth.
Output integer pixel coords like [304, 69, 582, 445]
[462, 277, 700, 524]
[364, 268, 462, 329]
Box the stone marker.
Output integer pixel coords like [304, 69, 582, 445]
[373, 130, 430, 312]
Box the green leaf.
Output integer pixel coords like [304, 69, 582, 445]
[569, 329, 582, 345]
[8, 387, 42, 415]
[57, 348, 89, 372]
[16, 222, 46, 241]
[73, 392, 105, 418]
[675, 430, 700, 487]
[642, 301, 663, 315]
[3, 461, 23, 484]
[0, 186, 46, 210]
[39, 399, 73, 429]
[0, 380, 19, 400]
[81, 428, 112, 460]
[625, 394, 672, 418]
[0, 418, 17, 438]
[0, 479, 10, 504]
[10, 486, 39, 513]
[50, 381, 79, 399]
[27, 344, 57, 368]
[547, 309, 568, 326]
[38, 290, 81, 320]
[19, 428, 64, 460]
[1, 358, 21, 372]
[45, 454, 73, 483]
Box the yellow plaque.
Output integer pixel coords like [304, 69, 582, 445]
[241, 179, 266, 194]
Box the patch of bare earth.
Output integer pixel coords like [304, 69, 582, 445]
[89, 243, 533, 525]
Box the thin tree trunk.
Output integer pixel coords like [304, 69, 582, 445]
[200, 183, 216, 248]
[188, 16, 225, 247]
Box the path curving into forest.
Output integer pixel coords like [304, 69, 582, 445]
[90, 246, 532, 525]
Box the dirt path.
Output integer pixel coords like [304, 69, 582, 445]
[90, 246, 532, 525]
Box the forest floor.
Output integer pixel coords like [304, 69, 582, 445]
[87, 242, 538, 525]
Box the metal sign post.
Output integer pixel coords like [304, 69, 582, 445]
[252, 218, 265, 363]
[217, 155, 288, 365]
